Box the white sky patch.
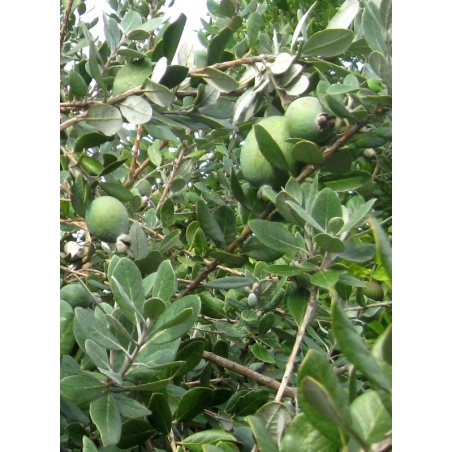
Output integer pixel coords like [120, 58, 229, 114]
[83, 0, 208, 52]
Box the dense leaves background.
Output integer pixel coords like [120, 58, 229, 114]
[60, 0, 392, 451]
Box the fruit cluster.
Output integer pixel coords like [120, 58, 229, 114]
[240, 96, 335, 189]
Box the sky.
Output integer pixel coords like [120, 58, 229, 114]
[83, 0, 209, 51]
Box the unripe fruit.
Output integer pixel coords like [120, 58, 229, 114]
[362, 282, 384, 301]
[60, 284, 91, 309]
[240, 116, 301, 189]
[85, 196, 129, 243]
[285, 96, 335, 144]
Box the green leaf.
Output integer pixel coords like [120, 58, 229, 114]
[74, 308, 124, 351]
[79, 155, 104, 176]
[182, 430, 238, 452]
[369, 217, 392, 279]
[326, 0, 360, 30]
[85, 339, 111, 371]
[315, 233, 346, 253]
[310, 270, 339, 289]
[128, 221, 147, 260]
[152, 260, 176, 303]
[280, 413, 335, 452]
[285, 200, 325, 232]
[198, 67, 240, 93]
[287, 288, 308, 327]
[128, 18, 165, 39]
[230, 169, 254, 212]
[247, 11, 262, 49]
[197, 200, 225, 243]
[208, 27, 234, 65]
[323, 93, 356, 119]
[311, 188, 343, 231]
[117, 419, 155, 449]
[175, 387, 215, 422]
[337, 242, 376, 263]
[148, 392, 172, 434]
[332, 299, 391, 392]
[302, 29, 354, 57]
[204, 276, 255, 289]
[113, 393, 152, 418]
[319, 171, 372, 191]
[226, 389, 270, 417]
[149, 295, 201, 344]
[111, 257, 145, 316]
[248, 219, 302, 253]
[251, 343, 275, 363]
[362, 1, 386, 54]
[157, 13, 187, 63]
[119, 95, 152, 124]
[350, 390, 392, 444]
[90, 393, 122, 447]
[208, 251, 245, 267]
[88, 41, 106, 91]
[368, 51, 392, 90]
[60, 375, 105, 406]
[338, 198, 376, 234]
[121, 10, 142, 34]
[82, 436, 99, 452]
[247, 415, 279, 452]
[214, 205, 237, 246]
[291, 140, 325, 164]
[264, 264, 306, 277]
[254, 402, 292, 447]
[112, 58, 153, 95]
[60, 395, 91, 425]
[68, 70, 88, 97]
[86, 104, 123, 136]
[143, 297, 166, 320]
[143, 78, 176, 107]
[254, 124, 291, 173]
[98, 181, 134, 202]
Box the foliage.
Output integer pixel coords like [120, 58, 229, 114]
[60, 0, 392, 451]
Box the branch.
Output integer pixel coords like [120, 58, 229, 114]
[344, 301, 392, 311]
[275, 285, 318, 401]
[60, 0, 74, 51]
[203, 351, 297, 399]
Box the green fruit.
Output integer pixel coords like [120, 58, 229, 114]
[285, 96, 335, 144]
[240, 116, 301, 189]
[60, 284, 91, 309]
[85, 196, 129, 243]
[362, 282, 384, 301]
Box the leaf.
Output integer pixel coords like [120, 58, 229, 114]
[143, 78, 176, 107]
[68, 70, 88, 97]
[230, 168, 253, 211]
[226, 389, 270, 417]
[332, 299, 391, 392]
[112, 58, 153, 95]
[247, 11, 263, 49]
[90, 392, 122, 447]
[60, 395, 91, 425]
[175, 387, 215, 422]
[82, 436, 100, 452]
[247, 415, 279, 452]
[159, 13, 187, 63]
[369, 217, 392, 279]
[338, 198, 376, 234]
[271, 52, 293, 75]
[148, 392, 172, 434]
[204, 277, 255, 289]
[128, 221, 148, 260]
[368, 51, 392, 90]
[302, 29, 354, 57]
[326, 0, 360, 30]
[291, 140, 324, 164]
[208, 251, 245, 267]
[251, 343, 275, 364]
[280, 413, 335, 452]
[88, 41, 106, 91]
[248, 219, 302, 253]
[73, 132, 114, 152]
[104, 15, 122, 53]
[117, 419, 155, 449]
[214, 205, 237, 246]
[254, 124, 290, 173]
[128, 18, 165, 39]
[319, 171, 372, 191]
[113, 393, 153, 418]
[285, 200, 325, 232]
[86, 104, 123, 136]
[284, 74, 310, 96]
[110, 257, 145, 317]
[182, 430, 238, 452]
[85, 339, 111, 371]
[208, 27, 234, 65]
[152, 260, 176, 302]
[310, 270, 339, 289]
[362, 1, 386, 54]
[337, 242, 376, 263]
[197, 200, 225, 243]
[315, 233, 346, 253]
[254, 402, 292, 447]
[310, 188, 343, 232]
[98, 181, 134, 202]
[60, 375, 105, 406]
[121, 10, 142, 34]
[74, 308, 124, 351]
[119, 95, 152, 124]
[350, 390, 392, 444]
[287, 288, 308, 327]
[290, 1, 317, 50]
[198, 67, 240, 93]
[148, 295, 201, 344]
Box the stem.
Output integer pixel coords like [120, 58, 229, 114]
[60, 0, 74, 51]
[275, 285, 318, 401]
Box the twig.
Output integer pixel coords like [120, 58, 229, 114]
[344, 301, 392, 311]
[275, 285, 318, 401]
[156, 143, 187, 210]
[126, 125, 144, 188]
[203, 351, 297, 399]
[60, 0, 74, 51]
[185, 378, 232, 387]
